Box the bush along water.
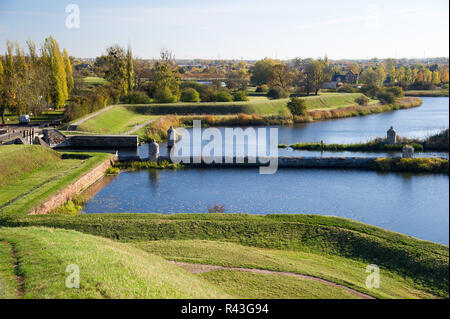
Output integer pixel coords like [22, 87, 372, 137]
[114, 160, 183, 170]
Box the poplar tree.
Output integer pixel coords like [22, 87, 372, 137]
[63, 49, 74, 93]
[0, 59, 4, 126]
[126, 46, 134, 94]
[44, 36, 68, 108]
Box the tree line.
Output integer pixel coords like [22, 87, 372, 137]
[0, 36, 73, 126]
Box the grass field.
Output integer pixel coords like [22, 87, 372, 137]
[0, 227, 229, 298]
[0, 145, 111, 217]
[76, 106, 160, 134]
[82, 77, 108, 86]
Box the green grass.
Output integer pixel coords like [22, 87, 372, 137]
[0, 227, 229, 298]
[0, 240, 18, 299]
[135, 240, 436, 299]
[4, 110, 64, 125]
[0, 145, 112, 217]
[82, 77, 107, 86]
[300, 93, 378, 110]
[124, 93, 374, 117]
[76, 106, 159, 134]
[2, 213, 447, 297]
[199, 270, 361, 299]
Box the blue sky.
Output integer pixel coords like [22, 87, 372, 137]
[0, 0, 448, 59]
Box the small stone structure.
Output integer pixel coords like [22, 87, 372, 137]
[402, 145, 414, 158]
[148, 140, 160, 161]
[167, 126, 177, 148]
[387, 126, 397, 144]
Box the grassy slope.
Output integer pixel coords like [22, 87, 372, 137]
[2, 213, 447, 297]
[135, 240, 435, 299]
[0, 146, 111, 217]
[301, 93, 378, 110]
[199, 270, 360, 299]
[76, 106, 159, 134]
[0, 227, 229, 299]
[74, 93, 375, 134]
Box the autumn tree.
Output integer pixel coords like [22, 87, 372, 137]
[250, 58, 277, 86]
[269, 64, 293, 90]
[104, 45, 128, 98]
[126, 45, 134, 94]
[43, 36, 68, 108]
[63, 49, 74, 93]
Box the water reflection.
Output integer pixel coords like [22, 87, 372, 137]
[83, 168, 449, 245]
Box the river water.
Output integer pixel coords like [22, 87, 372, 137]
[85, 97, 449, 245]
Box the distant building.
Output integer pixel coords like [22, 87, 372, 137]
[345, 70, 359, 84]
[322, 73, 345, 89]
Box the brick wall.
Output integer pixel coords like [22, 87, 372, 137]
[28, 156, 117, 215]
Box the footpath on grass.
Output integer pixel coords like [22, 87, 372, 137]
[170, 261, 375, 299]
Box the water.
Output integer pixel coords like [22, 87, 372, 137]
[83, 168, 449, 245]
[120, 97, 449, 159]
[86, 97, 449, 245]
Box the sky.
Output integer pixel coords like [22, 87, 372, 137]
[0, 0, 448, 60]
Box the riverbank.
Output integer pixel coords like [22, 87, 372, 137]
[143, 97, 423, 143]
[405, 89, 449, 97]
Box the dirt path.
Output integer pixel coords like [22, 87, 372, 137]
[170, 261, 375, 299]
[123, 118, 156, 135]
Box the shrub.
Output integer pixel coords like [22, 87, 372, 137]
[198, 86, 217, 102]
[267, 87, 288, 99]
[377, 91, 396, 105]
[121, 91, 152, 104]
[216, 90, 233, 102]
[180, 81, 203, 91]
[233, 91, 249, 101]
[287, 97, 307, 116]
[355, 95, 370, 106]
[105, 167, 120, 175]
[255, 85, 269, 93]
[154, 87, 178, 103]
[385, 86, 404, 98]
[180, 88, 201, 102]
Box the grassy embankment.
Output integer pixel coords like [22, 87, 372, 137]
[1, 212, 448, 299]
[404, 89, 449, 97]
[0, 227, 229, 299]
[70, 93, 377, 137]
[0, 145, 112, 217]
[75, 106, 160, 135]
